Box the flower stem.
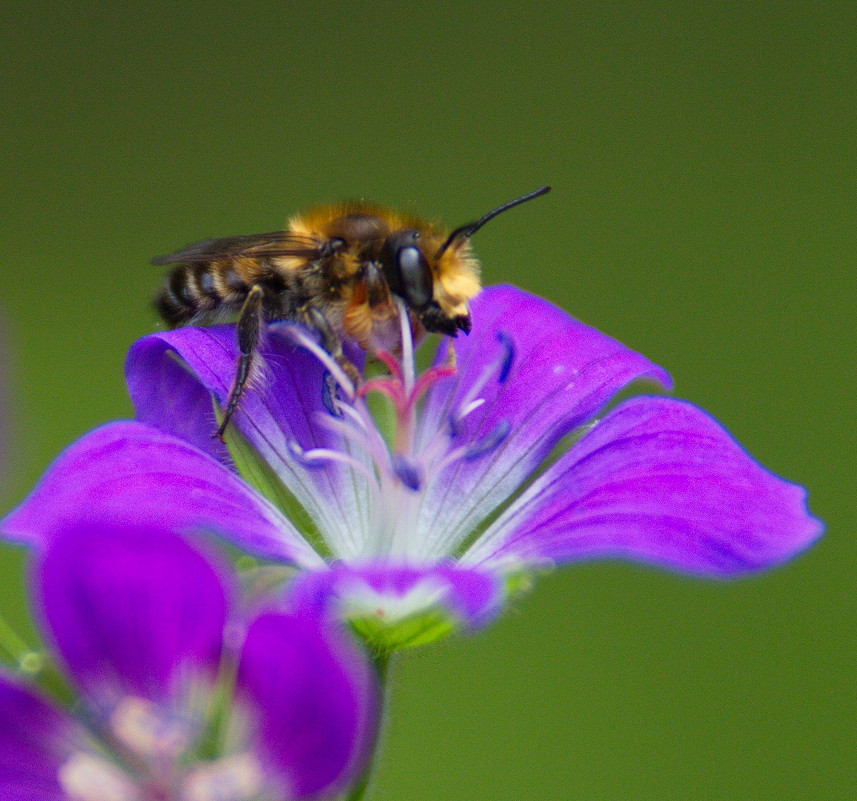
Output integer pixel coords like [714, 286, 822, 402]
[343, 650, 392, 801]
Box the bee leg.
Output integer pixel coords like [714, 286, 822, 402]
[215, 285, 265, 439]
[301, 305, 362, 389]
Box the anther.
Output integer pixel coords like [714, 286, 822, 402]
[392, 454, 423, 491]
[496, 332, 515, 383]
[322, 371, 344, 418]
[463, 420, 511, 460]
[447, 414, 460, 439]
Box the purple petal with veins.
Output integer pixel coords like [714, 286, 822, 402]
[0, 421, 322, 566]
[127, 325, 369, 559]
[463, 396, 823, 575]
[414, 284, 671, 558]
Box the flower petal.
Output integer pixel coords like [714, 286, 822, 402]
[237, 613, 377, 799]
[35, 522, 229, 717]
[0, 421, 322, 566]
[463, 396, 823, 576]
[0, 673, 79, 801]
[127, 326, 369, 558]
[416, 284, 671, 557]
[288, 563, 505, 650]
[126, 326, 232, 464]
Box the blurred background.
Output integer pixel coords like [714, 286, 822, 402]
[0, 2, 853, 798]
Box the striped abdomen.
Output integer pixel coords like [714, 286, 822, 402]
[154, 259, 284, 327]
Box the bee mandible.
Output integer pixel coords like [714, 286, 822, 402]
[153, 186, 551, 438]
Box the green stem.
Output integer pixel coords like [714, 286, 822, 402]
[343, 650, 392, 801]
[191, 648, 239, 762]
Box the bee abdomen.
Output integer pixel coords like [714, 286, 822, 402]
[154, 262, 249, 327]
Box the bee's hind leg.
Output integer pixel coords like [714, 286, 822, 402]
[216, 284, 265, 440]
[300, 305, 362, 390]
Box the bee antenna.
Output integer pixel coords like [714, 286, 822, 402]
[436, 185, 552, 258]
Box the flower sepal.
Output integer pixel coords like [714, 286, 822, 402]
[288, 564, 507, 653]
[350, 566, 541, 652]
[351, 607, 459, 653]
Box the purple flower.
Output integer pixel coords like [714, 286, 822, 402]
[1, 286, 822, 650]
[0, 522, 377, 800]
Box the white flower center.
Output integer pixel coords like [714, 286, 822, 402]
[59, 753, 144, 801]
[279, 302, 513, 564]
[181, 753, 266, 801]
[58, 695, 270, 801]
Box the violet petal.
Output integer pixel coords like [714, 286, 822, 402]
[237, 613, 377, 799]
[464, 396, 823, 576]
[34, 522, 229, 715]
[0, 421, 322, 566]
[416, 284, 671, 556]
[0, 673, 79, 801]
[127, 326, 369, 558]
[289, 562, 504, 630]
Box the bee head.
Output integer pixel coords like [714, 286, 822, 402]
[381, 186, 551, 337]
[380, 228, 472, 337]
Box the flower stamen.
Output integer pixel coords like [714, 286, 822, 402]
[395, 299, 416, 392]
[288, 442, 376, 486]
[448, 398, 487, 437]
[273, 324, 356, 400]
[463, 420, 511, 460]
[391, 454, 423, 491]
[279, 311, 524, 561]
[321, 372, 344, 418]
[496, 331, 515, 383]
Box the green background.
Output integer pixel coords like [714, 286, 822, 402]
[0, 2, 853, 798]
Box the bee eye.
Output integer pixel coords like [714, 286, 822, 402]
[396, 246, 432, 309]
[398, 246, 421, 274]
[381, 230, 434, 310]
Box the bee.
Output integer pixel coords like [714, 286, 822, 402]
[153, 185, 551, 437]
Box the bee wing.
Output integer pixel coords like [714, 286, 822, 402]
[151, 231, 322, 265]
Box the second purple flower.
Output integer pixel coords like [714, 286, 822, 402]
[0, 521, 377, 800]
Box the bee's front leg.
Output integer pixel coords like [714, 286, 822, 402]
[216, 284, 265, 439]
